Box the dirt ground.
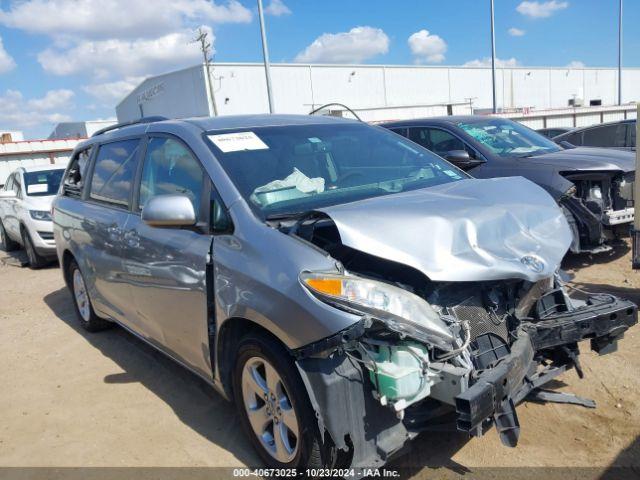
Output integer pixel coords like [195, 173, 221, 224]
[0, 242, 639, 479]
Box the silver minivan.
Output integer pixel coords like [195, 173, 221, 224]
[53, 115, 637, 471]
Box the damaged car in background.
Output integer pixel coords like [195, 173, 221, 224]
[53, 115, 637, 472]
[382, 116, 635, 254]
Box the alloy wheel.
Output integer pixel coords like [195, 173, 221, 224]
[241, 356, 300, 463]
[73, 268, 91, 322]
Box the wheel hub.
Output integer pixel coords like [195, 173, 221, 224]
[241, 356, 300, 463]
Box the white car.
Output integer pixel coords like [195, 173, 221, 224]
[0, 165, 66, 268]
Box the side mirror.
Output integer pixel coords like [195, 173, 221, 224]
[0, 190, 17, 199]
[558, 140, 576, 149]
[444, 150, 485, 170]
[142, 194, 196, 228]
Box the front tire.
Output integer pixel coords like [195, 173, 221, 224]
[0, 220, 19, 252]
[232, 333, 330, 470]
[22, 228, 48, 269]
[68, 259, 111, 332]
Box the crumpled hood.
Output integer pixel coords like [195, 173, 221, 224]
[319, 177, 572, 282]
[532, 147, 635, 172]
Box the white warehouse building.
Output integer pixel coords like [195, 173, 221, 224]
[117, 62, 640, 126]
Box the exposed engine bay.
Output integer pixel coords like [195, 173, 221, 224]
[561, 170, 635, 253]
[279, 212, 638, 469]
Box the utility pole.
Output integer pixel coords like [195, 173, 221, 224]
[193, 28, 218, 117]
[618, 0, 623, 105]
[257, 0, 275, 113]
[465, 97, 477, 115]
[490, 0, 497, 114]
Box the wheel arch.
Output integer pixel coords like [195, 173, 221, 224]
[61, 249, 76, 288]
[216, 316, 292, 399]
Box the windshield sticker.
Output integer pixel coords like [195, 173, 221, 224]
[27, 183, 48, 194]
[443, 170, 462, 179]
[208, 131, 269, 153]
[308, 137, 322, 143]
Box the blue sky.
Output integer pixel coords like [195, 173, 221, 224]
[0, 0, 636, 139]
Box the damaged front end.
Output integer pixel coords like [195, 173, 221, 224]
[282, 203, 637, 469]
[560, 170, 634, 253]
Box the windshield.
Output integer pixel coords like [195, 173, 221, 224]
[23, 169, 64, 196]
[458, 118, 561, 157]
[206, 123, 468, 218]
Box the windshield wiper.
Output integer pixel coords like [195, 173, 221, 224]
[265, 211, 308, 221]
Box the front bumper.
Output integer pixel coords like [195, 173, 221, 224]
[24, 219, 56, 256]
[454, 296, 637, 441]
[603, 207, 634, 226]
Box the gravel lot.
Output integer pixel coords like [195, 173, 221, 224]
[1, 243, 639, 479]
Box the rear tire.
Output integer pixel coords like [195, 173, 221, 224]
[22, 228, 48, 269]
[68, 259, 111, 332]
[232, 332, 333, 470]
[0, 220, 19, 252]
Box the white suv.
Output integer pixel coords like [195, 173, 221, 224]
[0, 165, 66, 268]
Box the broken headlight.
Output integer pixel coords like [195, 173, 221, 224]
[300, 272, 456, 351]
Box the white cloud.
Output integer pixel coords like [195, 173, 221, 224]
[294, 26, 389, 63]
[27, 89, 75, 110]
[83, 77, 146, 104]
[38, 27, 212, 78]
[464, 57, 520, 68]
[0, 0, 251, 39]
[265, 0, 291, 16]
[566, 60, 585, 68]
[516, 1, 568, 19]
[0, 89, 75, 130]
[408, 29, 446, 64]
[0, 37, 16, 74]
[508, 27, 526, 36]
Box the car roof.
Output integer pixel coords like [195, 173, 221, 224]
[561, 118, 635, 133]
[87, 113, 359, 143]
[380, 115, 496, 128]
[185, 113, 359, 131]
[17, 164, 67, 174]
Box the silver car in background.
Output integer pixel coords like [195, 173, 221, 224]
[52, 115, 637, 472]
[0, 165, 66, 267]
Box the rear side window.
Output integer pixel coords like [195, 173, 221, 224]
[138, 137, 204, 216]
[90, 139, 140, 208]
[63, 147, 93, 197]
[563, 132, 582, 146]
[627, 123, 636, 147]
[582, 124, 626, 148]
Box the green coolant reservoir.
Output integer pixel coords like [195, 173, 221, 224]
[366, 342, 434, 406]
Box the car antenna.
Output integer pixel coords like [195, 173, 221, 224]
[308, 103, 363, 122]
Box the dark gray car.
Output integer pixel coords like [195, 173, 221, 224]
[553, 119, 636, 151]
[536, 126, 573, 139]
[53, 115, 637, 472]
[382, 116, 635, 254]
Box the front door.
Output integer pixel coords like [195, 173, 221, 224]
[121, 135, 212, 378]
[83, 138, 141, 325]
